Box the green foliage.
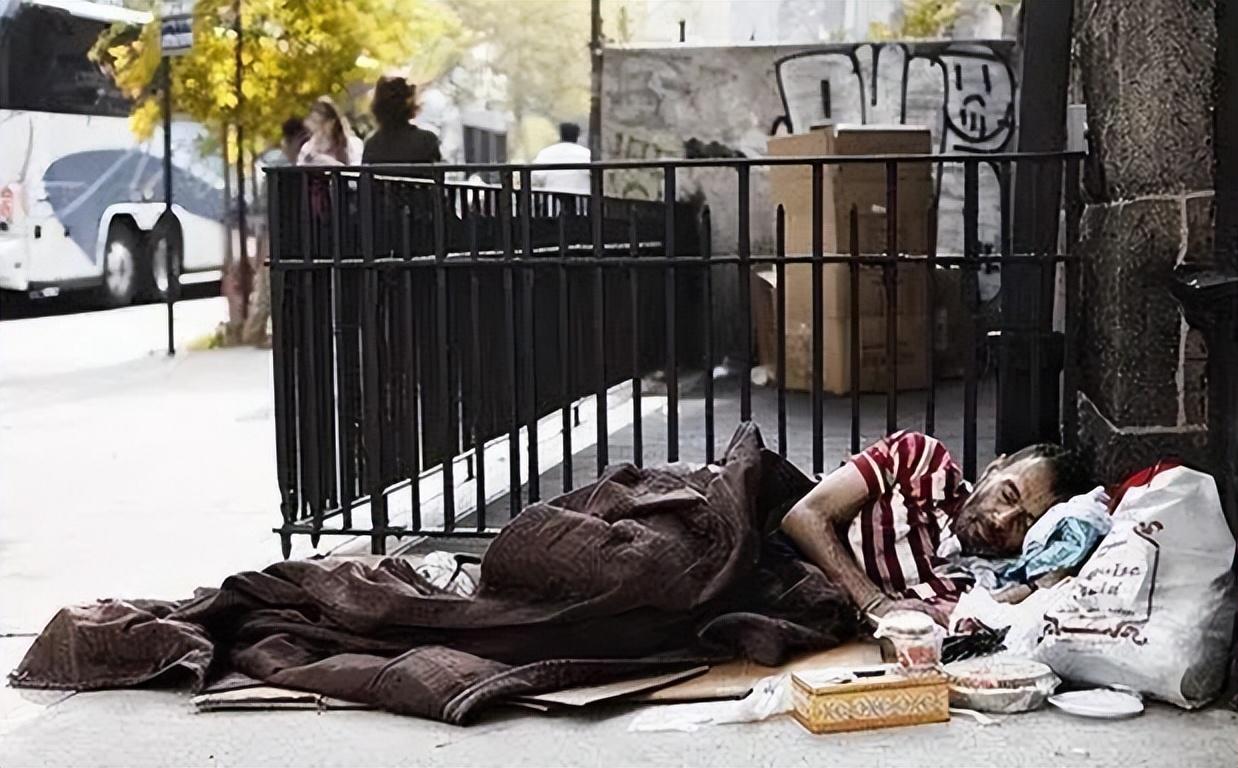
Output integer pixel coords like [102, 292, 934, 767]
[90, 0, 465, 150]
[869, 0, 961, 40]
[442, 0, 645, 159]
[447, 0, 591, 124]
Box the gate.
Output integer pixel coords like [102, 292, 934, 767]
[267, 152, 1083, 556]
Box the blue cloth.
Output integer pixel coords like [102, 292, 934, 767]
[999, 516, 1107, 584]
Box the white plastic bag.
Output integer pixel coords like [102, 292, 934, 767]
[627, 675, 792, 732]
[415, 551, 478, 597]
[948, 581, 1073, 657]
[1035, 466, 1236, 708]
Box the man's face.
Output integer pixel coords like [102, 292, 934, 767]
[952, 455, 1060, 557]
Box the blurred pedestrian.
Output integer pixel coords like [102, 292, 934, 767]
[531, 122, 590, 194]
[298, 97, 361, 166]
[362, 76, 442, 165]
[279, 116, 310, 165]
[241, 116, 310, 348]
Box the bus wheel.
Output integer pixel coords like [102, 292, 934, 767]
[94, 221, 139, 307]
[141, 220, 182, 301]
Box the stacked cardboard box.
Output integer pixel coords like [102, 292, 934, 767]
[756, 124, 937, 395]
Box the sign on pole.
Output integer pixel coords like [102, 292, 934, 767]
[160, 2, 194, 57]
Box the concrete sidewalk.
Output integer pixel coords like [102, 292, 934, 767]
[2, 298, 1236, 766]
[2, 672, 1235, 767]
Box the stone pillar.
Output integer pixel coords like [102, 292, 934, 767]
[1074, 0, 1217, 478]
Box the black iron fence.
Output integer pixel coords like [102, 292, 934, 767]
[267, 152, 1084, 556]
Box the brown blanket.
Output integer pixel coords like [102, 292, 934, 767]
[10, 423, 858, 724]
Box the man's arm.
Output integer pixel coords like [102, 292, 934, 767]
[781, 463, 886, 616]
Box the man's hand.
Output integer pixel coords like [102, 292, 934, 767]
[875, 598, 952, 628]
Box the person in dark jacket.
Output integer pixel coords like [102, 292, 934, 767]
[362, 76, 442, 165]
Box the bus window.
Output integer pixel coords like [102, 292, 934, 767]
[0, 5, 131, 117]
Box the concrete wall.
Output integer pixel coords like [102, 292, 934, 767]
[601, 40, 1018, 259]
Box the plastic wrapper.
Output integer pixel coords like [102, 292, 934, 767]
[627, 675, 792, 732]
[415, 551, 478, 597]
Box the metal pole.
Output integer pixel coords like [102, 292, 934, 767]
[233, 0, 251, 317]
[588, 0, 602, 158]
[162, 57, 175, 356]
[1003, 0, 1073, 450]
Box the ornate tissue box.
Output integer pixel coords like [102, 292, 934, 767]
[790, 668, 949, 734]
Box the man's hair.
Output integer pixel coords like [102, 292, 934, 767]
[1007, 443, 1094, 503]
[559, 122, 581, 143]
[372, 76, 415, 128]
[281, 116, 307, 142]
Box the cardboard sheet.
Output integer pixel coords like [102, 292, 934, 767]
[193, 646, 882, 712]
[192, 686, 369, 712]
[630, 641, 884, 702]
[510, 666, 710, 707]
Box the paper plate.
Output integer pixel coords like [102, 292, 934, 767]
[1048, 689, 1145, 719]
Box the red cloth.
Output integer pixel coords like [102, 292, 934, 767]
[1108, 459, 1183, 513]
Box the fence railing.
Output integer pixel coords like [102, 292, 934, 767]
[267, 152, 1084, 556]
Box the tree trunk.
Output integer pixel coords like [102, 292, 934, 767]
[220, 129, 250, 344]
[241, 231, 271, 347]
[241, 143, 271, 346]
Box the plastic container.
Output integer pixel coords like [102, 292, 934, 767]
[944, 657, 1060, 713]
[875, 611, 943, 674]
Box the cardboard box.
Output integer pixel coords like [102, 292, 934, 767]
[752, 265, 931, 395]
[767, 124, 935, 256]
[756, 124, 937, 394]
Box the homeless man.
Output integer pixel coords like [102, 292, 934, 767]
[781, 430, 1092, 626]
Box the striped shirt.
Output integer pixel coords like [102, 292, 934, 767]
[847, 431, 973, 602]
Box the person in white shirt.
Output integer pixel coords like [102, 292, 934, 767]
[530, 123, 592, 195]
[298, 97, 363, 166]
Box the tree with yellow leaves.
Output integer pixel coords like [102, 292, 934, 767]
[869, 0, 961, 40]
[443, 0, 644, 160]
[89, 0, 463, 340]
[90, 0, 464, 149]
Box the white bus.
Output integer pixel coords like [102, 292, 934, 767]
[0, 0, 228, 306]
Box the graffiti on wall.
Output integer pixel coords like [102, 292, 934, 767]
[607, 131, 745, 200]
[774, 41, 1016, 152]
[607, 131, 677, 200]
[601, 40, 1018, 251]
[774, 40, 1017, 253]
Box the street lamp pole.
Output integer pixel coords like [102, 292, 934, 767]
[162, 56, 175, 356]
[233, 0, 251, 316]
[588, 0, 602, 158]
